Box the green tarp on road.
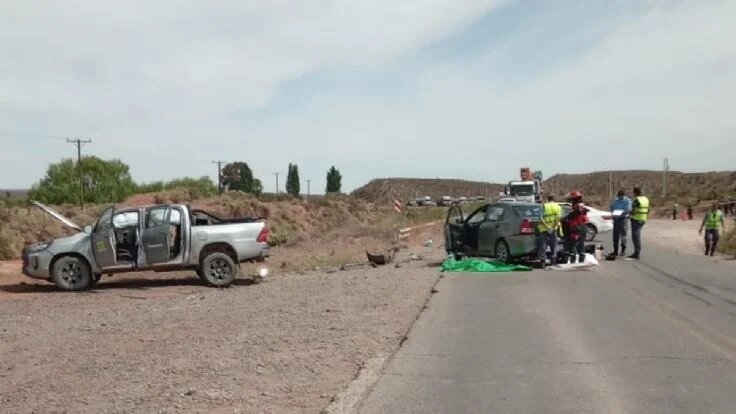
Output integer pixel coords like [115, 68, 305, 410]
[441, 258, 532, 273]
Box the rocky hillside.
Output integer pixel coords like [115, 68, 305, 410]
[544, 170, 736, 209]
[352, 178, 505, 204]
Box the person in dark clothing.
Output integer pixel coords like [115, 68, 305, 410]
[672, 203, 678, 220]
[687, 205, 693, 220]
[561, 190, 588, 263]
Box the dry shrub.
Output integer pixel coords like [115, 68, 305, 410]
[719, 226, 736, 257]
[0, 227, 17, 260]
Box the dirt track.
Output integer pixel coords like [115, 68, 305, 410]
[0, 247, 442, 413]
[643, 218, 734, 257]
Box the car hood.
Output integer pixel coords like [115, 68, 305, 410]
[52, 231, 90, 246]
[32, 201, 83, 232]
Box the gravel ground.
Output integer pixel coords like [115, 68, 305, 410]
[0, 248, 442, 414]
[643, 218, 734, 257]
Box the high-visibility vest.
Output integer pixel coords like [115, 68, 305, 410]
[705, 210, 723, 230]
[632, 196, 650, 222]
[538, 202, 562, 232]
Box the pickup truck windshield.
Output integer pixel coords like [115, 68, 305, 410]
[510, 184, 535, 197]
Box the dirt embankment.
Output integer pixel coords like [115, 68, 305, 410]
[352, 178, 503, 204]
[545, 170, 736, 210]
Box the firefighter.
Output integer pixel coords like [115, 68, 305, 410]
[536, 194, 562, 267]
[699, 203, 725, 256]
[561, 190, 588, 263]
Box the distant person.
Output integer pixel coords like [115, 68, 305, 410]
[687, 205, 693, 220]
[672, 202, 678, 220]
[699, 203, 725, 256]
[536, 194, 562, 267]
[609, 190, 632, 257]
[629, 187, 649, 259]
[561, 190, 588, 263]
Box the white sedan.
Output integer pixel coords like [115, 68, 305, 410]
[560, 203, 614, 241]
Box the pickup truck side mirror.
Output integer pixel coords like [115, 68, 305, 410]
[84, 225, 93, 234]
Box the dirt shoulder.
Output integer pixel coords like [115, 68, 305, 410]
[644, 218, 735, 258]
[0, 245, 443, 413]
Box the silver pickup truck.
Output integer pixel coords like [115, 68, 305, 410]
[22, 202, 271, 290]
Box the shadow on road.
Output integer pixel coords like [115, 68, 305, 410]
[0, 277, 255, 294]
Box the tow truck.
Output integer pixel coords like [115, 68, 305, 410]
[503, 167, 544, 203]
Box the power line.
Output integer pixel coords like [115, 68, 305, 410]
[668, 142, 736, 162]
[272, 172, 280, 195]
[67, 139, 92, 207]
[212, 161, 226, 194]
[0, 133, 70, 141]
[662, 157, 670, 200]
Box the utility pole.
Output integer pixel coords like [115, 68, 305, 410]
[662, 157, 670, 200]
[212, 161, 226, 194]
[67, 138, 91, 207]
[306, 179, 312, 198]
[273, 172, 280, 195]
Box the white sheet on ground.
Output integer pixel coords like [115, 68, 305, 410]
[548, 253, 599, 271]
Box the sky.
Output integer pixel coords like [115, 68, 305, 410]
[1, 0, 735, 192]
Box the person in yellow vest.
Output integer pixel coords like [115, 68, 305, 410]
[699, 203, 725, 256]
[536, 194, 562, 267]
[629, 187, 649, 259]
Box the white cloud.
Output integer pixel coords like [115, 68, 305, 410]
[0, 0, 510, 187]
[1, 0, 734, 191]
[242, 0, 736, 187]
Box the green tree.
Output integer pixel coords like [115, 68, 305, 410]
[286, 163, 301, 197]
[252, 178, 263, 196]
[163, 177, 218, 197]
[326, 166, 342, 194]
[137, 177, 218, 197]
[29, 156, 137, 204]
[222, 162, 257, 193]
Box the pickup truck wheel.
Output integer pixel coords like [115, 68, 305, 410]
[51, 256, 93, 291]
[201, 252, 237, 287]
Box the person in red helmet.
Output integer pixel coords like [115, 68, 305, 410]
[561, 190, 589, 263]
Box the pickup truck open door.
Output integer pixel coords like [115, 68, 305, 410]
[91, 206, 117, 268]
[141, 206, 172, 265]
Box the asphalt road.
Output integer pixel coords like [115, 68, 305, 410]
[358, 240, 736, 413]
